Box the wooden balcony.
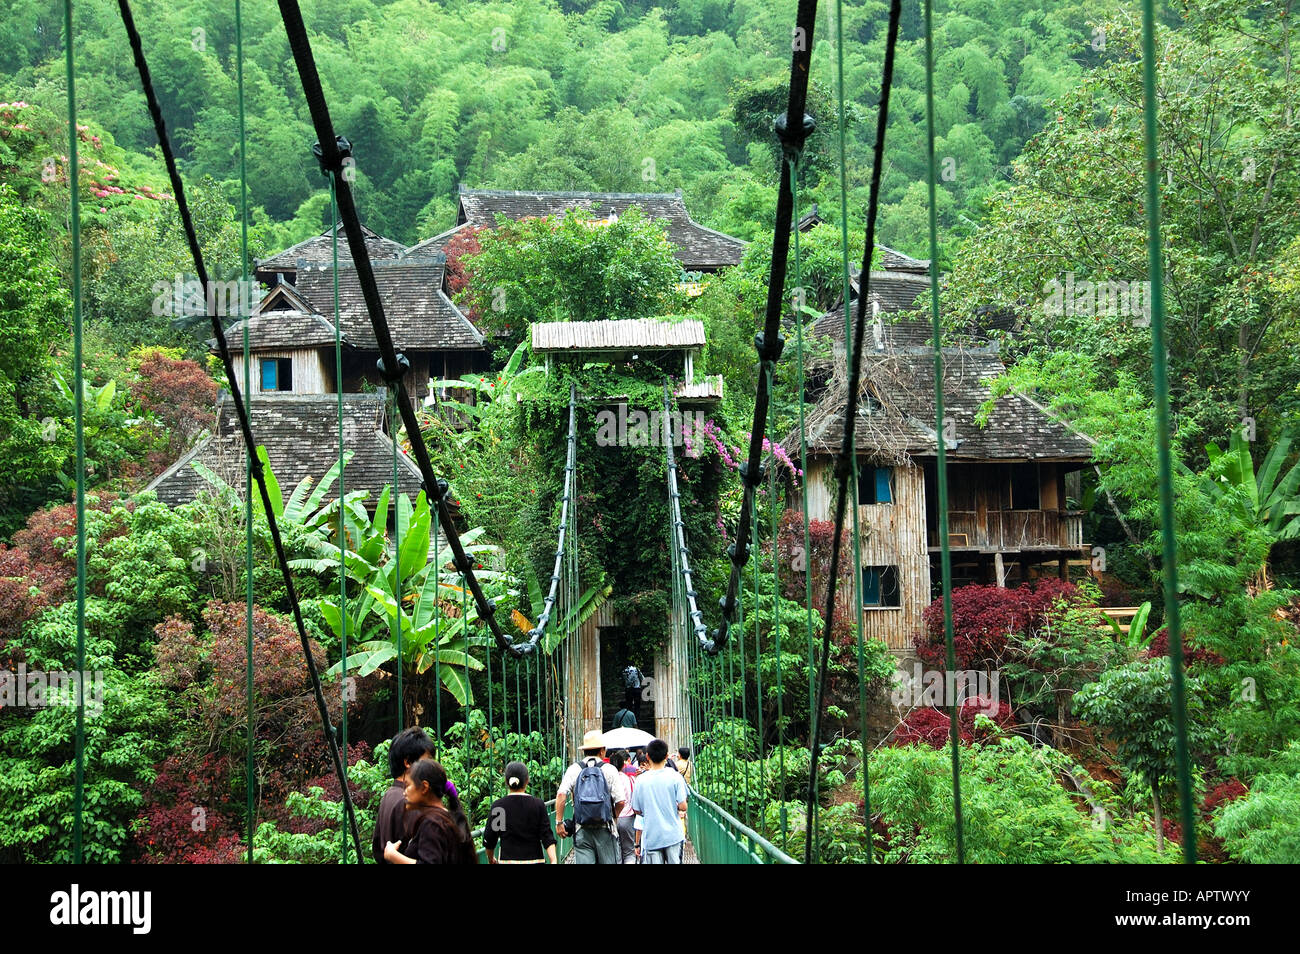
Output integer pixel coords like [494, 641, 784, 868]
[930, 509, 1086, 552]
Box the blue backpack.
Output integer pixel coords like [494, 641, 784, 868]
[572, 760, 612, 827]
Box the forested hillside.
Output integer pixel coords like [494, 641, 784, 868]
[4, 0, 1105, 250]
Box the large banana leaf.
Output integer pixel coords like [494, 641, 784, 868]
[326, 644, 398, 679]
[284, 451, 354, 527]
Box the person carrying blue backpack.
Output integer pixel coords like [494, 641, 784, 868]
[554, 730, 628, 864]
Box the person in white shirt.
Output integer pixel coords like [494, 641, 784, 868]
[554, 729, 628, 864]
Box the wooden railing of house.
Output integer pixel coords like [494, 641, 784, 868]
[426, 386, 478, 431]
[937, 509, 1086, 550]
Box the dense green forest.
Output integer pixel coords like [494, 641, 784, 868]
[1, 0, 1299, 867]
[4, 0, 1107, 250]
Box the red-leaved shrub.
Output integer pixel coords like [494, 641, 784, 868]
[0, 496, 126, 663]
[152, 601, 370, 823]
[133, 754, 246, 864]
[915, 579, 1078, 670]
[1202, 778, 1248, 816]
[443, 225, 488, 321]
[1144, 629, 1226, 667]
[129, 348, 218, 469]
[894, 697, 1015, 747]
[775, 510, 856, 648]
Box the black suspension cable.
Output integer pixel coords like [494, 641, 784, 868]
[710, 0, 820, 654]
[114, 0, 364, 862]
[524, 383, 578, 650]
[804, 0, 904, 862]
[664, 386, 710, 649]
[275, 0, 519, 655]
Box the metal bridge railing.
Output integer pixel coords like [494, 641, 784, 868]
[687, 788, 800, 865]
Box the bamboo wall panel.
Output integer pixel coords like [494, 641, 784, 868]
[803, 460, 929, 652]
[232, 348, 328, 395]
[654, 608, 690, 749]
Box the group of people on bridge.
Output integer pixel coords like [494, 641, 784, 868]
[374, 724, 693, 865]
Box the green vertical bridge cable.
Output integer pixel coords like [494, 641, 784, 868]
[832, 0, 874, 863]
[432, 479, 438, 749]
[1139, 0, 1196, 862]
[765, 366, 788, 848]
[235, 0, 255, 866]
[750, 495, 766, 815]
[329, 176, 349, 862]
[787, 158, 819, 820]
[395, 392, 405, 737]
[64, 0, 86, 867]
[922, 0, 965, 863]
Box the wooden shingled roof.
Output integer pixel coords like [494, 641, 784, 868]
[875, 244, 930, 273]
[800, 346, 1094, 463]
[291, 257, 484, 351]
[256, 223, 406, 277]
[404, 222, 468, 258]
[214, 307, 339, 351]
[143, 391, 423, 508]
[453, 187, 746, 270]
[813, 273, 934, 345]
[531, 318, 706, 353]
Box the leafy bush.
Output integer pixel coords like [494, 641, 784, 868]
[869, 735, 1169, 864]
[1214, 742, 1300, 864]
[1074, 658, 1215, 851]
[0, 599, 169, 863]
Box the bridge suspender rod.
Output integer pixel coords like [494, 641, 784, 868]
[804, 0, 904, 864]
[1139, 0, 1196, 862]
[63, 0, 86, 866]
[711, 0, 820, 654]
[920, 0, 966, 864]
[663, 387, 710, 650]
[234, 0, 258, 867]
[328, 176, 351, 862]
[525, 383, 578, 651]
[275, 0, 515, 655]
[114, 0, 365, 864]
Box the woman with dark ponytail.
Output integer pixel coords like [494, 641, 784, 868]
[382, 759, 477, 864]
[483, 762, 556, 864]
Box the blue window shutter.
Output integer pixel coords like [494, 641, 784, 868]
[863, 568, 881, 605]
[261, 359, 277, 391]
[875, 467, 892, 504]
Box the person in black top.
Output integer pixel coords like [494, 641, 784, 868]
[372, 727, 436, 864]
[383, 759, 477, 865]
[483, 761, 557, 864]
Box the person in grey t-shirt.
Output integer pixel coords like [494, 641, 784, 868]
[630, 738, 688, 864]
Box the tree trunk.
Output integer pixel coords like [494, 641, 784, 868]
[1152, 789, 1165, 853]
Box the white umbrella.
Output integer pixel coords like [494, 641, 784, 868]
[603, 727, 654, 749]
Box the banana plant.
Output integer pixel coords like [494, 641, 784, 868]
[427, 340, 546, 428]
[309, 488, 507, 706]
[1182, 428, 1300, 594]
[322, 559, 485, 706]
[51, 373, 131, 488]
[192, 446, 357, 535]
[1106, 600, 1153, 651]
[512, 562, 613, 654]
[1200, 429, 1300, 541]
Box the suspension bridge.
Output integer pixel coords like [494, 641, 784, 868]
[49, 0, 1199, 865]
